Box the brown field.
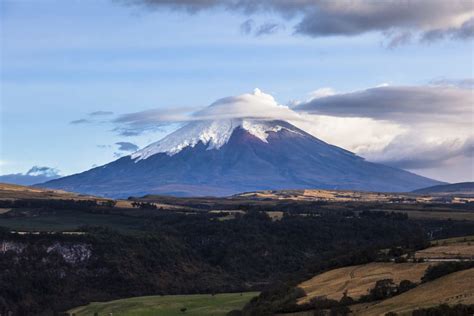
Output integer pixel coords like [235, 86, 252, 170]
[0, 183, 105, 201]
[352, 268, 474, 315]
[297, 262, 432, 304]
[415, 242, 474, 260]
[236, 188, 473, 204]
[0, 183, 186, 211]
[237, 189, 424, 203]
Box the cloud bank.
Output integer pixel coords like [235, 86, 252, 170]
[295, 83, 473, 173]
[295, 85, 472, 124]
[120, 0, 474, 45]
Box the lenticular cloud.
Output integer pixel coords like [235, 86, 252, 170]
[193, 88, 301, 122]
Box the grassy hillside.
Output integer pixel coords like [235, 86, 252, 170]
[353, 268, 474, 315]
[297, 262, 431, 304]
[416, 242, 474, 260]
[68, 292, 258, 316]
[271, 238, 474, 316]
[429, 234, 474, 245]
[0, 183, 102, 201]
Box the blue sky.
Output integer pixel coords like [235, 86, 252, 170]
[1, 0, 473, 182]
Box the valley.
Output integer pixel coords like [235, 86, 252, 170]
[0, 183, 473, 315]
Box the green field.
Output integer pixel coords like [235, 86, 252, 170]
[68, 292, 259, 316]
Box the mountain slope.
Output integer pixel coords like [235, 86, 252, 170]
[412, 182, 474, 195]
[40, 119, 441, 197]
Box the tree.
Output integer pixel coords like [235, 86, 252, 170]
[398, 280, 416, 293]
[369, 279, 397, 300]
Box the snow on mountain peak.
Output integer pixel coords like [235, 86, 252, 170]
[131, 89, 303, 160]
[131, 119, 301, 160]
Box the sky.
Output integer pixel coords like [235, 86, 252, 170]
[0, 0, 473, 183]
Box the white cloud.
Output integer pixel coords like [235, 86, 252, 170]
[25, 166, 61, 177]
[290, 115, 405, 156]
[113, 85, 473, 181]
[193, 88, 301, 121]
[307, 87, 336, 100]
[114, 88, 304, 135]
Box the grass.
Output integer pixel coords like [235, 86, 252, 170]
[431, 235, 474, 245]
[416, 235, 474, 260]
[68, 292, 259, 316]
[352, 268, 474, 315]
[297, 262, 431, 304]
[415, 242, 474, 259]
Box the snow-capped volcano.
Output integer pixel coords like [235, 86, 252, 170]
[132, 119, 302, 160]
[40, 89, 442, 197]
[132, 88, 304, 159]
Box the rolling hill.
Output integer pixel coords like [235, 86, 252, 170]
[297, 262, 431, 304]
[288, 238, 474, 316]
[353, 268, 474, 315]
[0, 183, 101, 201]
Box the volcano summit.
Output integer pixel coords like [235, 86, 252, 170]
[41, 90, 441, 197]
